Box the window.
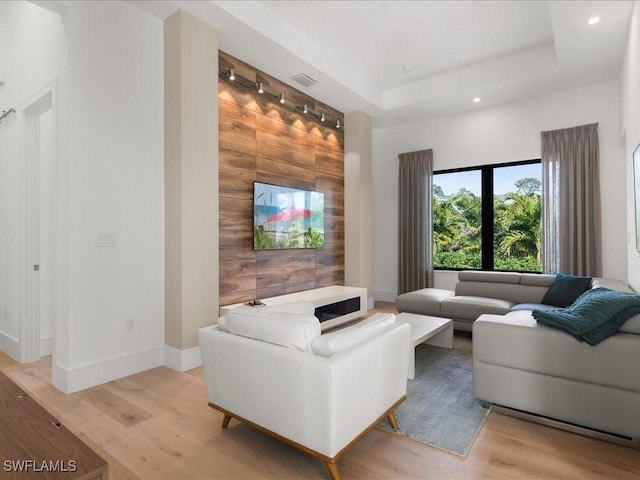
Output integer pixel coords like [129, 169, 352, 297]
[433, 160, 541, 272]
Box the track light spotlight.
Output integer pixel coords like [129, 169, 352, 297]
[336, 119, 341, 129]
[279, 93, 285, 104]
[302, 104, 308, 114]
[320, 112, 325, 122]
[229, 68, 235, 81]
[257, 82, 264, 94]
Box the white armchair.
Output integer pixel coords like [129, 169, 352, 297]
[198, 305, 410, 480]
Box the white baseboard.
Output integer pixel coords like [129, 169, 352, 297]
[374, 290, 397, 303]
[0, 330, 21, 362]
[164, 345, 202, 372]
[367, 296, 375, 310]
[40, 336, 52, 356]
[52, 345, 164, 394]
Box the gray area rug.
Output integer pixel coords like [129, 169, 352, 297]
[379, 334, 490, 456]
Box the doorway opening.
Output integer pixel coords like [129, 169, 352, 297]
[23, 82, 57, 363]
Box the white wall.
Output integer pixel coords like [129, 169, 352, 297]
[58, 1, 165, 391]
[0, 1, 165, 392]
[372, 81, 626, 301]
[621, 2, 640, 292]
[0, 1, 67, 360]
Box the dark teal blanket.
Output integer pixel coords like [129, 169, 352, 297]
[532, 288, 640, 345]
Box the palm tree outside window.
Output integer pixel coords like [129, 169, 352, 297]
[433, 159, 542, 272]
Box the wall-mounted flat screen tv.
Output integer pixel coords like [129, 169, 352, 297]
[253, 181, 324, 250]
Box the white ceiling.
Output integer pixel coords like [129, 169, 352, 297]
[132, 0, 635, 128]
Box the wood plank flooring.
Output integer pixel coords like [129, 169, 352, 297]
[1, 303, 639, 479]
[0, 371, 108, 479]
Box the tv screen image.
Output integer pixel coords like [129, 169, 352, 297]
[253, 182, 325, 250]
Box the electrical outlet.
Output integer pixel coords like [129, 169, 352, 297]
[125, 318, 134, 333]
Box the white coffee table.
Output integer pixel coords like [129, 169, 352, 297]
[396, 312, 454, 379]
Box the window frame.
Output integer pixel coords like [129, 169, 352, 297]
[433, 158, 541, 273]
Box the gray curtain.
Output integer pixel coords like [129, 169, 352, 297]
[541, 123, 602, 276]
[398, 149, 433, 294]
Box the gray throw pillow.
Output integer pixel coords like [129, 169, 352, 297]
[541, 273, 592, 308]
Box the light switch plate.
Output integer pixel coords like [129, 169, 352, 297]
[96, 233, 117, 247]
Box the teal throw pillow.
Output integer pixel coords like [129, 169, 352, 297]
[541, 273, 592, 308]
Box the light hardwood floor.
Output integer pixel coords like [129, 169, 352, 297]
[1, 304, 639, 479]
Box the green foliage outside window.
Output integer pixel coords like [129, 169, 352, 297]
[433, 177, 541, 272]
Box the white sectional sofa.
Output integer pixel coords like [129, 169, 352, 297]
[395, 270, 629, 331]
[473, 308, 640, 440]
[396, 270, 640, 440]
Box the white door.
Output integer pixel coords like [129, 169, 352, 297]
[23, 87, 55, 362]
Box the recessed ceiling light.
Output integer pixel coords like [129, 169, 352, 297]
[402, 64, 413, 72]
[473, 97, 481, 103]
[588, 16, 600, 25]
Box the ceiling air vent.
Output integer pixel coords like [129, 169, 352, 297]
[291, 73, 318, 88]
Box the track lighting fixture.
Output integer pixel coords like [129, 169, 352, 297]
[218, 69, 342, 130]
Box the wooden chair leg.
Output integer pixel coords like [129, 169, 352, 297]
[387, 411, 399, 430]
[324, 460, 341, 480]
[221, 414, 232, 429]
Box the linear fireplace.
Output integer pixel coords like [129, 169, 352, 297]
[314, 297, 361, 323]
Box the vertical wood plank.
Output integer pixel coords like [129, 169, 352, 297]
[219, 148, 256, 199]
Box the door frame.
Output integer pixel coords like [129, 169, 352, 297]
[21, 80, 57, 363]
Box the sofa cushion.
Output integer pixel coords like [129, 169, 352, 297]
[455, 279, 546, 304]
[395, 288, 454, 316]
[442, 296, 514, 321]
[541, 273, 592, 308]
[458, 270, 521, 284]
[516, 274, 556, 304]
[591, 277, 635, 293]
[504, 309, 537, 321]
[620, 314, 640, 335]
[519, 273, 556, 287]
[311, 313, 397, 357]
[220, 303, 321, 352]
[511, 303, 555, 312]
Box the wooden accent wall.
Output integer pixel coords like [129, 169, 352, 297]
[218, 51, 345, 306]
